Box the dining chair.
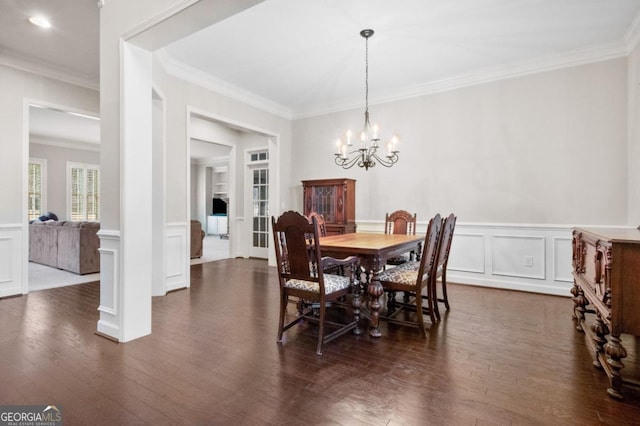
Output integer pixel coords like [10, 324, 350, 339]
[384, 209, 417, 266]
[392, 213, 457, 321]
[272, 210, 361, 355]
[385, 209, 417, 236]
[433, 213, 457, 319]
[378, 213, 442, 336]
[307, 211, 327, 237]
[307, 211, 344, 275]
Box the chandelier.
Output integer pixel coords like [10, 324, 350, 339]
[335, 29, 399, 170]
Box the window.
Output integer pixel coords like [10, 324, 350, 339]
[251, 167, 269, 249]
[28, 159, 47, 220]
[67, 162, 99, 221]
[250, 151, 268, 162]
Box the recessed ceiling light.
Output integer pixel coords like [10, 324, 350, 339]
[29, 15, 52, 29]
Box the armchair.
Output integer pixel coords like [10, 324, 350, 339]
[272, 211, 361, 355]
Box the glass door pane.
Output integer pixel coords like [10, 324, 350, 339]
[250, 166, 269, 257]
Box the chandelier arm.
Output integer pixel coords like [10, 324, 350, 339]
[370, 151, 400, 168]
[334, 152, 363, 169]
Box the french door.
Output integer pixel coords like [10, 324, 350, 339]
[248, 163, 269, 258]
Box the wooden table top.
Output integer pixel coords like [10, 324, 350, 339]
[319, 232, 423, 256]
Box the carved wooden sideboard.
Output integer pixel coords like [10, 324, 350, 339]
[571, 227, 640, 399]
[302, 178, 356, 235]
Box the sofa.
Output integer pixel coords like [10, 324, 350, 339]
[29, 221, 100, 274]
[191, 220, 205, 259]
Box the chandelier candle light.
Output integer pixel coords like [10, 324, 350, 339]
[335, 29, 399, 170]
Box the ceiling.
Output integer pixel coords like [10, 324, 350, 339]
[3, 0, 640, 141]
[29, 105, 100, 146]
[0, 0, 99, 88]
[164, 0, 640, 117]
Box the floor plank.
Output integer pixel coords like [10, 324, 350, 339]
[1, 258, 640, 425]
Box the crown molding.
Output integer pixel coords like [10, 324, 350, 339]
[192, 156, 230, 166]
[30, 136, 100, 152]
[293, 41, 629, 119]
[155, 49, 292, 120]
[0, 49, 99, 91]
[163, 36, 631, 121]
[625, 10, 640, 53]
[122, 0, 200, 42]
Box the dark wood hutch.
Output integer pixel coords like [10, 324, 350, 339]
[302, 178, 356, 235]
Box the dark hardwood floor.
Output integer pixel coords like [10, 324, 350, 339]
[2, 258, 640, 425]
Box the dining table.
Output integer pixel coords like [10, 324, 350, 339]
[319, 232, 424, 337]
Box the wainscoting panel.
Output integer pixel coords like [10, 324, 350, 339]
[447, 224, 573, 296]
[356, 220, 574, 297]
[553, 237, 573, 282]
[447, 233, 485, 274]
[166, 222, 188, 291]
[491, 235, 546, 280]
[234, 216, 245, 260]
[0, 224, 24, 298]
[96, 229, 120, 339]
[97, 248, 117, 315]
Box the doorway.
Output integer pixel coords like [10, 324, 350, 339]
[26, 103, 101, 292]
[190, 137, 232, 263]
[187, 110, 279, 263]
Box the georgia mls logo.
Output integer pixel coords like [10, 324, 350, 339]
[0, 405, 63, 426]
[43, 406, 61, 418]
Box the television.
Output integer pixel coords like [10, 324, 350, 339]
[212, 197, 227, 215]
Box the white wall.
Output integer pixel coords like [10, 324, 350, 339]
[290, 58, 631, 298]
[0, 64, 98, 297]
[628, 43, 640, 225]
[0, 65, 99, 223]
[152, 55, 291, 265]
[29, 142, 100, 220]
[292, 58, 628, 226]
[152, 61, 293, 224]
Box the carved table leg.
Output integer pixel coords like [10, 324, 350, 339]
[367, 257, 383, 338]
[362, 268, 371, 293]
[605, 335, 628, 400]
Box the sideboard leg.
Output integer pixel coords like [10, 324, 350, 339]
[571, 284, 587, 332]
[605, 334, 627, 400]
[590, 312, 608, 369]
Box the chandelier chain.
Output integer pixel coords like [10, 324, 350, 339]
[365, 34, 369, 117]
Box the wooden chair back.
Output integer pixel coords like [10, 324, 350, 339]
[436, 214, 457, 274]
[307, 211, 327, 237]
[385, 210, 417, 235]
[416, 213, 442, 286]
[433, 213, 457, 318]
[272, 211, 323, 284]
